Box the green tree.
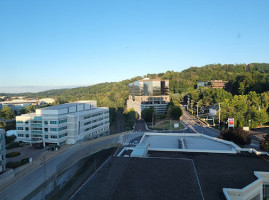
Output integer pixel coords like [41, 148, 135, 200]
[123, 108, 137, 130]
[0, 106, 15, 120]
[25, 105, 37, 113]
[260, 134, 269, 152]
[238, 82, 245, 95]
[168, 106, 183, 120]
[141, 107, 156, 123]
[219, 128, 250, 146]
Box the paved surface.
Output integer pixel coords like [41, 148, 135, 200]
[0, 131, 143, 200]
[6, 145, 45, 162]
[145, 106, 220, 137]
[134, 119, 148, 132]
[180, 106, 220, 137]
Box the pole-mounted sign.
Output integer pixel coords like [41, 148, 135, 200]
[228, 118, 234, 128]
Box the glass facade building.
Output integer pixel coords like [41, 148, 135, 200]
[129, 79, 169, 99]
[127, 79, 170, 116]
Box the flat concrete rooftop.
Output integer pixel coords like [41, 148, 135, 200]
[140, 133, 239, 153]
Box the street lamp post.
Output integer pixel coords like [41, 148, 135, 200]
[218, 103, 221, 130]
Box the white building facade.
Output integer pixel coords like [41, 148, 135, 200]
[16, 101, 110, 146]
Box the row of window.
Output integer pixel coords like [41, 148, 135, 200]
[17, 119, 67, 126]
[84, 111, 108, 120]
[84, 122, 104, 132]
[18, 134, 29, 137]
[18, 126, 67, 132]
[50, 126, 67, 132]
[18, 133, 67, 139]
[33, 128, 42, 131]
[59, 119, 67, 124]
[84, 117, 106, 126]
[32, 120, 42, 124]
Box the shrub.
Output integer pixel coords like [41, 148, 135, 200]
[6, 158, 29, 169]
[6, 152, 21, 158]
[159, 114, 166, 120]
[6, 142, 22, 149]
[260, 134, 269, 152]
[219, 128, 250, 145]
[5, 135, 16, 144]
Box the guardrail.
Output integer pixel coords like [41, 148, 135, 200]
[0, 169, 14, 180]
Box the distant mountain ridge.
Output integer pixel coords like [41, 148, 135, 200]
[0, 85, 85, 94]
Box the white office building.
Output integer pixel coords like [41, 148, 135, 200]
[16, 101, 110, 146]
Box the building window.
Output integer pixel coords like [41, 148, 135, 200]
[45, 135, 48, 139]
[32, 120, 42, 124]
[18, 134, 24, 137]
[25, 127, 29, 131]
[17, 127, 23, 130]
[44, 121, 48, 125]
[50, 121, 57, 124]
[50, 128, 57, 132]
[58, 126, 67, 131]
[33, 128, 42, 131]
[26, 134, 29, 138]
[59, 119, 67, 124]
[44, 128, 48, 132]
[51, 135, 58, 139]
[17, 121, 23, 123]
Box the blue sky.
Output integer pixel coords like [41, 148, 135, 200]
[0, 0, 269, 90]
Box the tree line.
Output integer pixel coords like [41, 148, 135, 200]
[2, 63, 269, 131]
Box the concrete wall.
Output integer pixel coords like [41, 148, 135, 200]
[23, 147, 116, 200]
[224, 171, 269, 200]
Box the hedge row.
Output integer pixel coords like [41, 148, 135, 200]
[6, 158, 29, 169]
[6, 152, 21, 158]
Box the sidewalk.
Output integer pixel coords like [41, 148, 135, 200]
[0, 143, 75, 191]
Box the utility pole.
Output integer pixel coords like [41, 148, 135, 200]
[187, 96, 190, 110]
[218, 103, 221, 130]
[196, 102, 199, 118]
[191, 100, 193, 114]
[170, 118, 171, 133]
[152, 112, 153, 129]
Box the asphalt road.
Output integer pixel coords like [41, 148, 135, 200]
[175, 106, 221, 138]
[0, 132, 143, 200]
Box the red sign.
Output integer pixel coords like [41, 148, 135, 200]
[228, 118, 234, 127]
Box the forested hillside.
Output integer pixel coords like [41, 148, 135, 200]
[7, 63, 269, 108]
[3, 63, 269, 131]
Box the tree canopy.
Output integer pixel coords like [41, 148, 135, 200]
[0, 106, 15, 120]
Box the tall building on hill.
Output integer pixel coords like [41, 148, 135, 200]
[0, 129, 6, 172]
[197, 80, 228, 89]
[16, 101, 109, 146]
[127, 79, 170, 116]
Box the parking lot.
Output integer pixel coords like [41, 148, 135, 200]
[6, 144, 45, 163]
